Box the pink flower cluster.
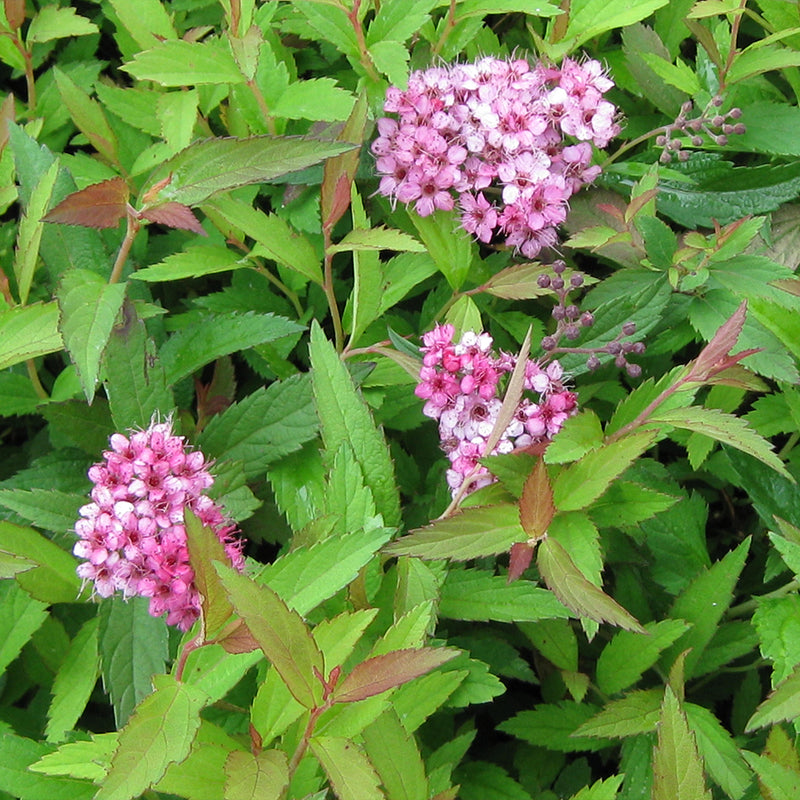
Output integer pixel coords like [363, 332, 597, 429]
[372, 56, 619, 257]
[416, 324, 577, 495]
[74, 419, 244, 631]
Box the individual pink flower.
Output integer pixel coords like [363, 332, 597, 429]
[74, 418, 245, 631]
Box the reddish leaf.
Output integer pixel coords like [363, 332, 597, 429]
[44, 177, 129, 230]
[4, 0, 25, 30]
[217, 619, 259, 654]
[139, 202, 207, 236]
[508, 542, 535, 583]
[333, 647, 459, 704]
[518, 458, 555, 540]
[688, 301, 750, 381]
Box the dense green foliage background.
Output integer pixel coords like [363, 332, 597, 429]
[4, 1, 800, 799]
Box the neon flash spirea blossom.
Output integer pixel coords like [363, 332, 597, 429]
[74, 419, 244, 631]
[372, 56, 620, 258]
[416, 324, 577, 495]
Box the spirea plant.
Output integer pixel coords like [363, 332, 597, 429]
[3, 2, 800, 800]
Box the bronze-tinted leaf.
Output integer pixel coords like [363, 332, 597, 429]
[139, 201, 207, 236]
[44, 177, 129, 230]
[518, 458, 555, 540]
[507, 542, 535, 583]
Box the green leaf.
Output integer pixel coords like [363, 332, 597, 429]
[272, 78, 355, 121]
[563, 0, 669, 49]
[737, 103, 800, 156]
[574, 690, 663, 739]
[741, 752, 800, 800]
[202, 195, 322, 284]
[122, 38, 244, 85]
[457, 0, 560, 17]
[519, 618, 578, 671]
[95, 675, 208, 800]
[650, 405, 790, 479]
[537, 537, 645, 632]
[639, 54, 700, 94]
[552, 431, 657, 511]
[596, 620, 691, 696]
[215, 561, 324, 708]
[728, 43, 800, 83]
[198, 373, 318, 480]
[685, 703, 753, 800]
[455, 761, 530, 800]
[224, 750, 288, 800]
[160, 312, 303, 384]
[310, 736, 383, 800]
[636, 215, 678, 270]
[310, 321, 401, 526]
[589, 481, 679, 528]
[362, 709, 427, 800]
[325, 442, 380, 536]
[334, 647, 459, 703]
[652, 686, 712, 800]
[544, 410, 605, 464]
[30, 733, 117, 782]
[661, 538, 750, 679]
[103, 299, 174, 430]
[569, 775, 625, 800]
[149, 135, 355, 207]
[384, 504, 526, 561]
[444, 295, 483, 340]
[131, 245, 246, 282]
[328, 226, 426, 255]
[747, 663, 800, 730]
[753, 596, 800, 685]
[0, 372, 41, 417]
[0, 519, 82, 603]
[0, 579, 48, 677]
[46, 617, 100, 743]
[104, 0, 176, 49]
[410, 208, 474, 291]
[27, 5, 97, 42]
[57, 269, 126, 402]
[0, 302, 63, 370]
[256, 527, 393, 616]
[499, 701, 607, 752]
[439, 568, 570, 622]
[97, 596, 169, 727]
[14, 159, 59, 305]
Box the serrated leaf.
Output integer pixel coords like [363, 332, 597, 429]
[272, 77, 355, 122]
[148, 135, 355, 207]
[519, 458, 554, 540]
[334, 648, 459, 703]
[104, 0, 176, 48]
[198, 373, 318, 480]
[0, 488, 84, 537]
[160, 312, 302, 385]
[95, 675, 208, 800]
[651, 686, 712, 800]
[544, 410, 605, 464]
[439, 568, 570, 622]
[122, 38, 244, 85]
[184, 510, 235, 639]
[410, 208, 474, 291]
[0, 519, 81, 603]
[97, 596, 169, 727]
[215, 562, 324, 708]
[384, 504, 526, 561]
[310, 736, 383, 800]
[27, 5, 97, 42]
[563, 0, 669, 49]
[746, 663, 800, 730]
[44, 178, 129, 230]
[139, 202, 206, 235]
[0, 302, 63, 370]
[30, 733, 117, 782]
[552, 430, 657, 511]
[742, 751, 800, 800]
[103, 299, 174, 430]
[0, 579, 48, 677]
[132, 245, 244, 282]
[574, 689, 663, 739]
[224, 749, 288, 800]
[640, 53, 700, 94]
[363, 709, 427, 800]
[590, 481, 679, 528]
[596, 620, 690, 695]
[537, 537, 645, 632]
[328, 226, 425, 254]
[650, 405, 790, 479]
[57, 269, 126, 401]
[310, 321, 401, 526]
[662, 538, 750, 679]
[499, 701, 607, 752]
[46, 617, 100, 743]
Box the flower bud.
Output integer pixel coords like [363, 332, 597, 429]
[622, 321, 636, 336]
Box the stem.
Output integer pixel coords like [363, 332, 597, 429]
[109, 210, 140, 284]
[174, 631, 204, 682]
[431, 0, 458, 57]
[26, 359, 48, 400]
[720, 0, 748, 87]
[283, 701, 331, 799]
[347, 0, 379, 81]
[727, 579, 800, 620]
[778, 432, 800, 460]
[601, 125, 670, 169]
[247, 79, 277, 136]
[255, 264, 304, 318]
[322, 230, 344, 352]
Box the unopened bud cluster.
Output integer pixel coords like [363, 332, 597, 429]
[74, 419, 245, 631]
[538, 261, 645, 377]
[416, 324, 577, 495]
[372, 56, 620, 258]
[657, 98, 746, 164]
